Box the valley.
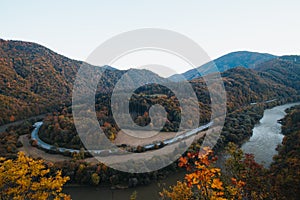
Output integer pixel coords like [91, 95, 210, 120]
[1, 39, 300, 199]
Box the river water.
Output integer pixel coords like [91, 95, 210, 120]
[242, 102, 300, 167]
[64, 171, 185, 200]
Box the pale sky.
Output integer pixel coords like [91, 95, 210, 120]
[1, 0, 300, 73]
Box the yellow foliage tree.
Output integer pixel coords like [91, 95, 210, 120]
[0, 152, 70, 200]
[160, 181, 193, 200]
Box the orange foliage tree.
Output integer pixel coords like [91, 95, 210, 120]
[160, 147, 245, 200]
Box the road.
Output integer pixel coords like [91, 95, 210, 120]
[30, 121, 213, 154]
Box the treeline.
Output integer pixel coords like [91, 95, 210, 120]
[52, 156, 181, 188]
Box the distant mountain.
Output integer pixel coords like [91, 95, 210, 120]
[102, 65, 117, 71]
[169, 51, 277, 81]
[254, 56, 300, 93]
[0, 39, 164, 125]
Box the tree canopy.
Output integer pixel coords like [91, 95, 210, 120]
[0, 152, 70, 200]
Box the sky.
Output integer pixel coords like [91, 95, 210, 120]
[1, 0, 300, 73]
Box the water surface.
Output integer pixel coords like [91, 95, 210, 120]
[64, 171, 185, 200]
[242, 102, 300, 167]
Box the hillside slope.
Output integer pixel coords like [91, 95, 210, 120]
[255, 56, 300, 93]
[192, 67, 296, 111]
[0, 39, 166, 125]
[0, 39, 86, 124]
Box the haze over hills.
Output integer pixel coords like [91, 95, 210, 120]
[169, 51, 277, 81]
[0, 38, 299, 126]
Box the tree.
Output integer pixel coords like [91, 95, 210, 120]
[160, 147, 244, 200]
[91, 173, 100, 185]
[130, 191, 138, 200]
[160, 181, 192, 200]
[79, 147, 85, 159]
[225, 142, 271, 199]
[0, 152, 70, 200]
[178, 148, 229, 200]
[9, 115, 15, 122]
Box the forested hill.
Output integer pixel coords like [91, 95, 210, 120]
[0, 39, 165, 125]
[193, 67, 297, 112]
[255, 56, 300, 93]
[0, 39, 299, 126]
[169, 51, 276, 81]
[0, 39, 88, 124]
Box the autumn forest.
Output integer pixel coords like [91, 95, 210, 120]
[0, 38, 300, 200]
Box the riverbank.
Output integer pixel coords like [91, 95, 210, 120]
[268, 105, 300, 199]
[242, 102, 300, 167]
[63, 170, 186, 200]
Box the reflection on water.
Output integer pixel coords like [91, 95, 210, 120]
[64, 171, 185, 200]
[242, 102, 300, 167]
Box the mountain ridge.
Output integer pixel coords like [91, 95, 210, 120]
[0, 38, 299, 125]
[169, 51, 277, 81]
[0, 39, 165, 124]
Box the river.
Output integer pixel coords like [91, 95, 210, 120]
[64, 171, 185, 200]
[242, 102, 300, 167]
